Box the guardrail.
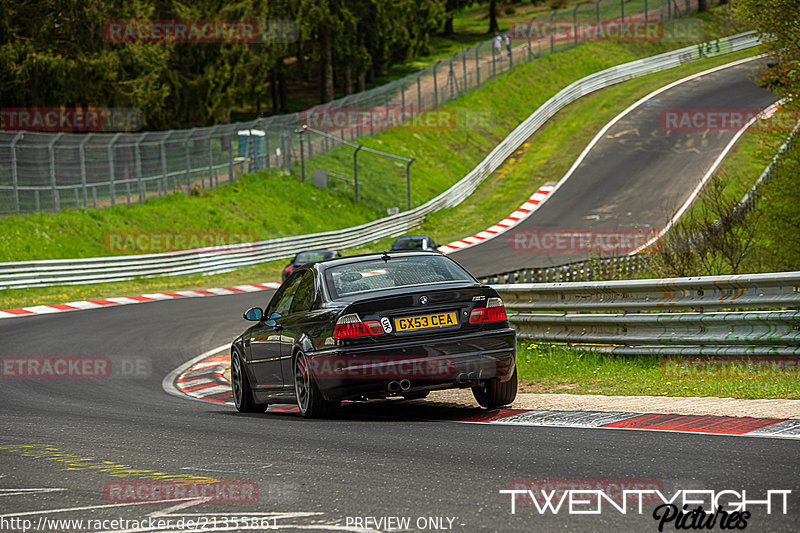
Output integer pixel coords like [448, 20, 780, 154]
[497, 271, 800, 356]
[0, 33, 760, 290]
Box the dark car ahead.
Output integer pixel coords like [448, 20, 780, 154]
[389, 236, 441, 253]
[282, 249, 339, 281]
[231, 251, 517, 418]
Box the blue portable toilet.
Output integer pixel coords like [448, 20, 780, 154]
[236, 129, 266, 169]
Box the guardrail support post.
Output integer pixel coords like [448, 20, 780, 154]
[621, 0, 625, 24]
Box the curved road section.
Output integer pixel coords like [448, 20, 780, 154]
[1, 60, 797, 532]
[452, 60, 776, 277]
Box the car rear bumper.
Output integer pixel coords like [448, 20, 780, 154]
[308, 328, 516, 401]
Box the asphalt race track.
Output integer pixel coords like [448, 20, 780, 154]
[451, 59, 778, 277]
[2, 292, 799, 532]
[1, 61, 798, 532]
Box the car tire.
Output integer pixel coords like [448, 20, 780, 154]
[472, 367, 517, 409]
[231, 349, 266, 413]
[401, 391, 430, 401]
[294, 351, 339, 418]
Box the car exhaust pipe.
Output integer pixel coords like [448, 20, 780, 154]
[455, 372, 468, 384]
[399, 379, 411, 392]
[387, 381, 401, 393]
[467, 371, 478, 381]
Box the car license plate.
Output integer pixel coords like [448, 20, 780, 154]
[394, 312, 457, 332]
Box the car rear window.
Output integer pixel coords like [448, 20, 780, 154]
[324, 255, 475, 298]
[391, 238, 426, 250]
[296, 251, 336, 264]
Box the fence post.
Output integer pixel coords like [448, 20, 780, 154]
[384, 88, 390, 131]
[353, 145, 362, 202]
[48, 133, 63, 211]
[448, 58, 456, 100]
[461, 47, 468, 89]
[298, 127, 306, 180]
[573, 5, 579, 45]
[108, 133, 120, 206]
[492, 42, 496, 77]
[433, 62, 439, 108]
[207, 132, 214, 188]
[596, 1, 600, 29]
[475, 45, 481, 87]
[135, 136, 145, 202]
[405, 158, 415, 211]
[185, 130, 194, 195]
[400, 79, 406, 117]
[161, 132, 171, 193]
[621, 0, 625, 24]
[550, 13, 555, 53]
[264, 128, 272, 169]
[227, 128, 234, 183]
[79, 134, 90, 207]
[10, 132, 22, 214]
[645, 0, 648, 22]
[417, 74, 422, 112]
[528, 29, 532, 61]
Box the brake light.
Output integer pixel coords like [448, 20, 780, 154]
[333, 314, 385, 339]
[365, 321, 385, 336]
[469, 297, 507, 324]
[283, 265, 294, 275]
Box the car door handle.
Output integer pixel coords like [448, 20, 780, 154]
[274, 325, 284, 332]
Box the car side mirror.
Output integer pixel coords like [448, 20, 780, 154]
[264, 312, 282, 327]
[243, 307, 264, 321]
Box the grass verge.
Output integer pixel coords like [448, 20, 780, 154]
[1, 9, 758, 310]
[516, 340, 800, 399]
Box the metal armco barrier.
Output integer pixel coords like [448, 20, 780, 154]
[0, 34, 760, 290]
[498, 271, 800, 356]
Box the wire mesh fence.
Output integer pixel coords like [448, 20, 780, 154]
[0, 0, 702, 215]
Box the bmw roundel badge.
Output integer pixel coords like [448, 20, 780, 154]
[419, 295, 428, 305]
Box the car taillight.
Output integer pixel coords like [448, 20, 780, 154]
[332, 314, 385, 339]
[469, 297, 507, 324]
[283, 265, 294, 275]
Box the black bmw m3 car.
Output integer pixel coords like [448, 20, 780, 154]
[231, 251, 517, 418]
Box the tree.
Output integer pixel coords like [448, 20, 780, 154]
[443, 0, 471, 36]
[733, 0, 800, 99]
